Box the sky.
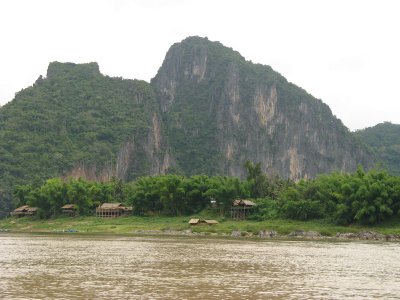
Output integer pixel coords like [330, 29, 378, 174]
[0, 0, 399, 131]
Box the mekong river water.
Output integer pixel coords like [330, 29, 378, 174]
[0, 234, 399, 299]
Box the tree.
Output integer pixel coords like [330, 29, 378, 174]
[13, 184, 33, 207]
[182, 175, 210, 214]
[244, 161, 267, 198]
[157, 175, 185, 216]
[65, 178, 94, 215]
[126, 176, 163, 215]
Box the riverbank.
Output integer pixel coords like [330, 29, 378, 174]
[1, 216, 400, 241]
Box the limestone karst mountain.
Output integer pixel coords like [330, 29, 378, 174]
[0, 36, 376, 211]
[152, 37, 373, 179]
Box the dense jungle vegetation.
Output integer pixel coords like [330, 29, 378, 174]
[12, 163, 400, 226]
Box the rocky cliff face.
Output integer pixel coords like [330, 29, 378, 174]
[0, 37, 375, 193]
[152, 37, 374, 180]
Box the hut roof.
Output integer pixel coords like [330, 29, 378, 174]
[61, 204, 77, 209]
[205, 220, 219, 224]
[99, 203, 125, 209]
[189, 218, 218, 225]
[11, 205, 38, 216]
[13, 205, 30, 212]
[232, 199, 256, 207]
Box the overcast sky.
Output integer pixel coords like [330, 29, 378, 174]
[0, 0, 399, 131]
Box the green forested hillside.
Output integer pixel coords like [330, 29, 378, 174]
[355, 122, 400, 174]
[0, 37, 379, 214]
[0, 62, 160, 212]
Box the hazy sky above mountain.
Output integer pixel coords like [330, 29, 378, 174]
[0, 0, 399, 130]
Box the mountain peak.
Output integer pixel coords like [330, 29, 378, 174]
[152, 36, 245, 91]
[46, 62, 100, 80]
[176, 36, 245, 59]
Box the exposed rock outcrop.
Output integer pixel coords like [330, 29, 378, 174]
[258, 230, 278, 238]
[151, 36, 374, 179]
[336, 231, 388, 240]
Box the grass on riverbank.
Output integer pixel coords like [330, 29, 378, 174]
[1, 215, 400, 236]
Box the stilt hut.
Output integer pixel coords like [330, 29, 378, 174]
[61, 204, 78, 216]
[96, 203, 132, 218]
[11, 205, 38, 217]
[231, 199, 256, 220]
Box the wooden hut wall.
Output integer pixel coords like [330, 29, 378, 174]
[230, 206, 252, 220]
[96, 208, 124, 218]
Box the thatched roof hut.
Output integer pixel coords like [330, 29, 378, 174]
[232, 199, 256, 207]
[188, 218, 219, 225]
[12, 205, 29, 213]
[61, 204, 78, 216]
[61, 204, 77, 210]
[99, 203, 123, 210]
[205, 219, 219, 225]
[26, 207, 38, 215]
[231, 199, 256, 220]
[96, 203, 132, 218]
[11, 205, 38, 217]
[189, 218, 200, 225]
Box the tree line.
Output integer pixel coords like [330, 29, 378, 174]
[12, 162, 400, 225]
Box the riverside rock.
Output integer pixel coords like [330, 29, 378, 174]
[231, 230, 242, 237]
[258, 230, 278, 238]
[336, 231, 387, 240]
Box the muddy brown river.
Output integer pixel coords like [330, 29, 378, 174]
[0, 234, 399, 299]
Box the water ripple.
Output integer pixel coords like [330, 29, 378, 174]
[0, 236, 399, 299]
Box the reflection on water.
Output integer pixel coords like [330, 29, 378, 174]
[0, 235, 399, 299]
